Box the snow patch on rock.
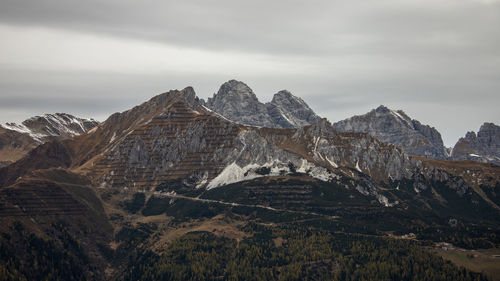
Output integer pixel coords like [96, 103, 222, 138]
[207, 158, 339, 189]
[207, 162, 261, 189]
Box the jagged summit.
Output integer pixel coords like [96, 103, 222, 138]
[0, 113, 98, 167]
[202, 80, 320, 128]
[452, 122, 500, 164]
[1, 84, 499, 220]
[215, 80, 258, 100]
[269, 90, 320, 128]
[202, 80, 269, 127]
[205, 80, 259, 108]
[333, 105, 447, 159]
[0, 82, 498, 281]
[3, 113, 98, 142]
[375, 105, 389, 112]
[271, 90, 300, 104]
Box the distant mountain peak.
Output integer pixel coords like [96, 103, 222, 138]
[3, 113, 98, 142]
[452, 122, 500, 164]
[272, 90, 309, 108]
[0, 113, 98, 165]
[213, 80, 258, 101]
[375, 105, 389, 112]
[333, 105, 447, 159]
[202, 80, 320, 129]
[272, 89, 294, 100]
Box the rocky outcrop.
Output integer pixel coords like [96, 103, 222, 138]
[202, 80, 271, 127]
[3, 113, 98, 142]
[65, 90, 494, 208]
[266, 90, 321, 128]
[0, 113, 98, 164]
[202, 80, 320, 128]
[1, 86, 498, 211]
[452, 123, 500, 165]
[333, 105, 448, 159]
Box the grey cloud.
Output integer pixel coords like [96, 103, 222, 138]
[0, 65, 498, 146]
[0, 0, 498, 57]
[0, 0, 498, 147]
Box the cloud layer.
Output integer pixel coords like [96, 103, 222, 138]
[0, 0, 499, 146]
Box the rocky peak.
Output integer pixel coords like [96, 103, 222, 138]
[0, 113, 98, 165]
[272, 90, 303, 106]
[452, 122, 500, 164]
[2, 113, 98, 143]
[146, 86, 199, 109]
[333, 105, 447, 159]
[479, 123, 500, 139]
[206, 80, 259, 108]
[203, 80, 320, 128]
[305, 118, 337, 138]
[95, 87, 206, 148]
[24, 113, 98, 138]
[375, 105, 390, 113]
[464, 131, 476, 140]
[268, 90, 321, 128]
[179, 86, 198, 106]
[203, 80, 270, 127]
[2, 85, 498, 215]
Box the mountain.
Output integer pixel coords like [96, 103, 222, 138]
[451, 122, 500, 165]
[0, 84, 498, 280]
[333, 105, 448, 159]
[202, 79, 320, 128]
[1, 87, 497, 210]
[0, 113, 98, 166]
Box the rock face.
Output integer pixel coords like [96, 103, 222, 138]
[3, 86, 498, 212]
[2, 113, 98, 143]
[333, 105, 448, 159]
[452, 123, 500, 165]
[267, 90, 321, 128]
[0, 113, 98, 164]
[79, 89, 416, 197]
[202, 80, 320, 128]
[0, 85, 498, 281]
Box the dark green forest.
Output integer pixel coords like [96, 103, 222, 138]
[124, 224, 487, 281]
[0, 218, 492, 281]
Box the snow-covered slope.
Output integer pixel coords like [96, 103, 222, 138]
[0, 113, 98, 164]
[3, 113, 98, 143]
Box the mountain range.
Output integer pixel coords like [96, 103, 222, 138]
[332, 106, 499, 165]
[200, 80, 498, 165]
[451, 123, 500, 164]
[0, 113, 98, 167]
[2, 81, 497, 167]
[0, 80, 498, 280]
[332, 105, 449, 159]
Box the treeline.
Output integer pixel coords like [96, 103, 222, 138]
[124, 224, 489, 281]
[0, 221, 87, 281]
[0, 219, 491, 281]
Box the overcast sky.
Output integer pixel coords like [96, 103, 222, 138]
[0, 0, 499, 146]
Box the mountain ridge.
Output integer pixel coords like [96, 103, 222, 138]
[332, 105, 448, 159]
[1, 86, 498, 211]
[201, 79, 321, 128]
[332, 105, 499, 165]
[0, 83, 499, 280]
[451, 122, 500, 165]
[0, 113, 98, 167]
